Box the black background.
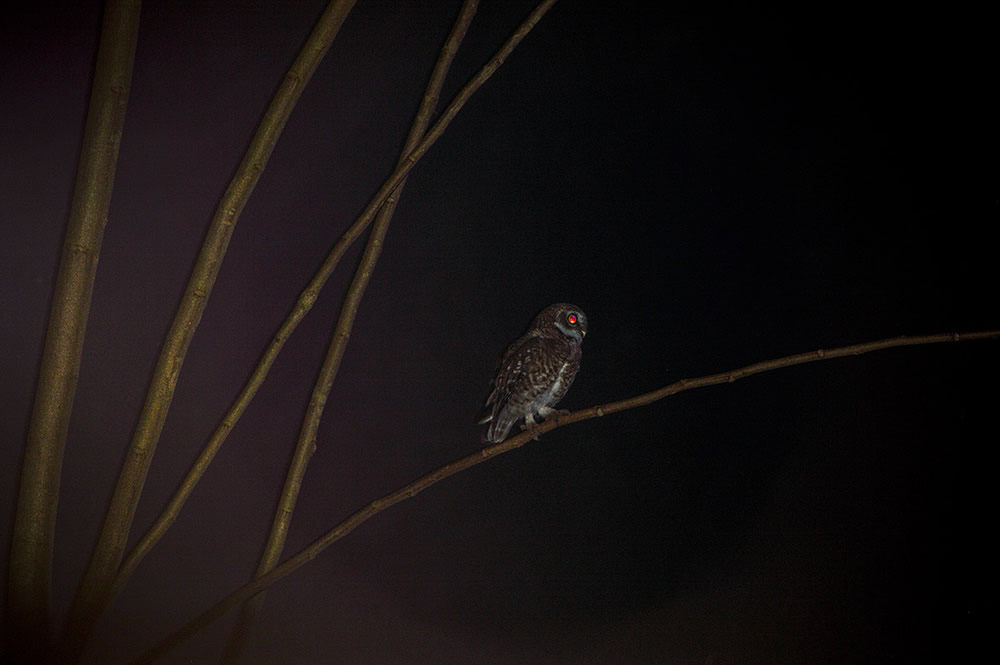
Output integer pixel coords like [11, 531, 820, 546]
[2, 1, 996, 663]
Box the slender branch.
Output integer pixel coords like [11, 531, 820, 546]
[6, 0, 141, 658]
[221, 1, 482, 661]
[58, 1, 358, 660]
[129, 329, 1000, 664]
[114, 0, 556, 604]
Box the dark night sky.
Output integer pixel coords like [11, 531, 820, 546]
[2, 1, 997, 663]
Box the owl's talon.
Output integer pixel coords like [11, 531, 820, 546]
[520, 422, 543, 441]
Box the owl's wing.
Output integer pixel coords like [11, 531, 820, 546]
[477, 334, 540, 425]
[476, 361, 505, 425]
[476, 384, 501, 425]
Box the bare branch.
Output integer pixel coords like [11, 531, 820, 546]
[59, 1, 358, 659]
[222, 1, 482, 661]
[128, 329, 999, 664]
[7, 0, 140, 657]
[114, 0, 557, 604]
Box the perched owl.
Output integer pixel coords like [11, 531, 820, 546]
[478, 303, 588, 443]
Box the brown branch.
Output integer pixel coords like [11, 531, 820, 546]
[59, 1, 358, 660]
[559, 330, 1000, 423]
[6, 0, 141, 658]
[128, 329, 999, 664]
[221, 1, 482, 662]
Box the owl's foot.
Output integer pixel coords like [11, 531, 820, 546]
[520, 412, 540, 439]
[520, 421, 544, 441]
[520, 408, 571, 440]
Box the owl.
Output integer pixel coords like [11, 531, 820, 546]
[478, 303, 588, 443]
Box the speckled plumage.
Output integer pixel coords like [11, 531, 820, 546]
[479, 303, 588, 443]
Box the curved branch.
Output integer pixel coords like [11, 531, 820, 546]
[221, 1, 482, 661]
[61, 0, 358, 659]
[114, 0, 557, 603]
[129, 329, 1000, 664]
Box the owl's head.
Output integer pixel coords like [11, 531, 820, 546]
[535, 303, 587, 343]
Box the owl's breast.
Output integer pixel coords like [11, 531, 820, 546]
[531, 358, 575, 412]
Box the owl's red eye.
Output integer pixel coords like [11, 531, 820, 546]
[567, 313, 578, 325]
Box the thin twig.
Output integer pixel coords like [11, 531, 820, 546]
[7, 0, 141, 657]
[114, 0, 556, 604]
[128, 329, 999, 664]
[60, 1, 357, 659]
[221, 1, 482, 661]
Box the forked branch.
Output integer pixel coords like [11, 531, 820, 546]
[113, 0, 559, 604]
[60, 1, 358, 660]
[221, 1, 484, 661]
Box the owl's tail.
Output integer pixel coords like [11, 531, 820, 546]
[481, 411, 516, 444]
